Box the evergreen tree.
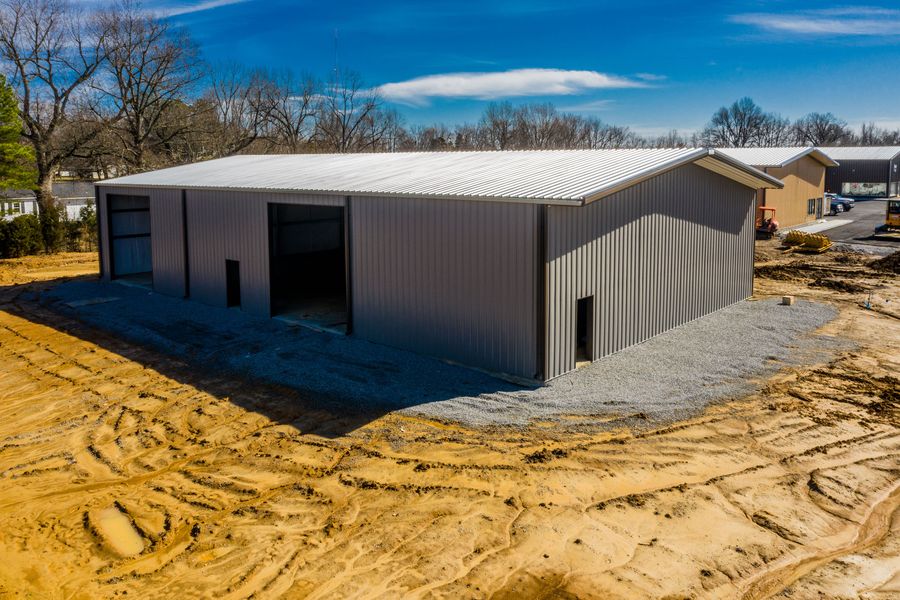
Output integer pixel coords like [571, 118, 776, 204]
[0, 74, 35, 190]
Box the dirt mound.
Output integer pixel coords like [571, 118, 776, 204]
[809, 278, 869, 293]
[833, 250, 870, 265]
[871, 251, 900, 275]
[755, 262, 818, 281]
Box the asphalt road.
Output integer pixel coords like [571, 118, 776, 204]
[823, 198, 898, 249]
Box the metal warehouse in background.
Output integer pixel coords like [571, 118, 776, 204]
[95, 149, 781, 381]
[716, 147, 838, 227]
[819, 146, 900, 198]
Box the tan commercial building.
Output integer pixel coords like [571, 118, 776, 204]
[716, 147, 838, 228]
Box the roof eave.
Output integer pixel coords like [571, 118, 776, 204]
[94, 182, 584, 207]
[580, 148, 711, 204]
[581, 148, 782, 204]
[803, 148, 840, 168]
[706, 149, 785, 189]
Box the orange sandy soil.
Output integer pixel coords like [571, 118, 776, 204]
[0, 247, 897, 599]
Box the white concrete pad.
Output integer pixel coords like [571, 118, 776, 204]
[783, 219, 852, 235]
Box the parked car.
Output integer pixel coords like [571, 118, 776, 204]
[828, 198, 845, 216]
[825, 192, 854, 213]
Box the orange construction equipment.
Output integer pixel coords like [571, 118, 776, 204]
[756, 207, 779, 239]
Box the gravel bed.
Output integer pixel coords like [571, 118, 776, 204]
[40, 280, 841, 428]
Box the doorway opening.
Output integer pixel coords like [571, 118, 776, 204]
[268, 203, 347, 333]
[226, 260, 241, 308]
[108, 194, 152, 287]
[576, 296, 593, 367]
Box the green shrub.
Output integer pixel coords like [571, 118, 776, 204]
[1, 214, 43, 257]
[39, 202, 65, 253]
[78, 204, 97, 251]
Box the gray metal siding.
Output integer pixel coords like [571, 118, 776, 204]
[351, 196, 540, 379]
[184, 190, 342, 316]
[149, 188, 185, 296]
[99, 186, 182, 291]
[545, 164, 756, 379]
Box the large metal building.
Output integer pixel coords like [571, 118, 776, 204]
[95, 148, 781, 381]
[716, 147, 838, 227]
[819, 146, 900, 197]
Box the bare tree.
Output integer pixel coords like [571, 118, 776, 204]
[99, 0, 203, 172]
[756, 113, 794, 146]
[479, 102, 516, 150]
[700, 97, 768, 147]
[581, 118, 634, 149]
[204, 62, 273, 157]
[314, 70, 379, 152]
[553, 113, 588, 148]
[359, 107, 405, 151]
[409, 124, 453, 150]
[263, 70, 317, 152]
[514, 103, 561, 149]
[0, 0, 111, 247]
[651, 129, 690, 148]
[793, 112, 849, 146]
[452, 123, 482, 150]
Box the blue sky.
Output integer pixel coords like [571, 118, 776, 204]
[150, 0, 900, 135]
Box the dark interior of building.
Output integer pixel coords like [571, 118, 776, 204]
[108, 194, 153, 286]
[268, 203, 347, 331]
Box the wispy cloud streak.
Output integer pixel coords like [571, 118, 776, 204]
[731, 7, 900, 35]
[376, 68, 646, 105]
[153, 0, 250, 18]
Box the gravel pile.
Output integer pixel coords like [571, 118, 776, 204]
[42, 281, 841, 429]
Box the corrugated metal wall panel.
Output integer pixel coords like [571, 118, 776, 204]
[183, 190, 343, 316]
[149, 188, 185, 296]
[825, 160, 891, 195]
[545, 164, 755, 379]
[351, 196, 539, 379]
[99, 186, 183, 293]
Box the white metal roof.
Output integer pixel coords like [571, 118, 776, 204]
[817, 146, 900, 161]
[98, 148, 782, 205]
[715, 147, 839, 169]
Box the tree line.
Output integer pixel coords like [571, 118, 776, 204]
[1, 0, 898, 256]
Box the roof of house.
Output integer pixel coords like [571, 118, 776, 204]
[2, 180, 96, 200]
[817, 146, 900, 161]
[97, 148, 782, 206]
[715, 147, 839, 169]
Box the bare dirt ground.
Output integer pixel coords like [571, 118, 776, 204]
[0, 246, 897, 599]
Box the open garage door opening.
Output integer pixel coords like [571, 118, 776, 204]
[108, 194, 152, 287]
[268, 203, 348, 333]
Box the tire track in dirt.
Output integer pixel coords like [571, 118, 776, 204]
[738, 483, 900, 600]
[1, 249, 898, 598]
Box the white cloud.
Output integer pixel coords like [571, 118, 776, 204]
[376, 68, 646, 105]
[557, 99, 615, 113]
[156, 0, 249, 17]
[634, 73, 666, 82]
[731, 7, 900, 35]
